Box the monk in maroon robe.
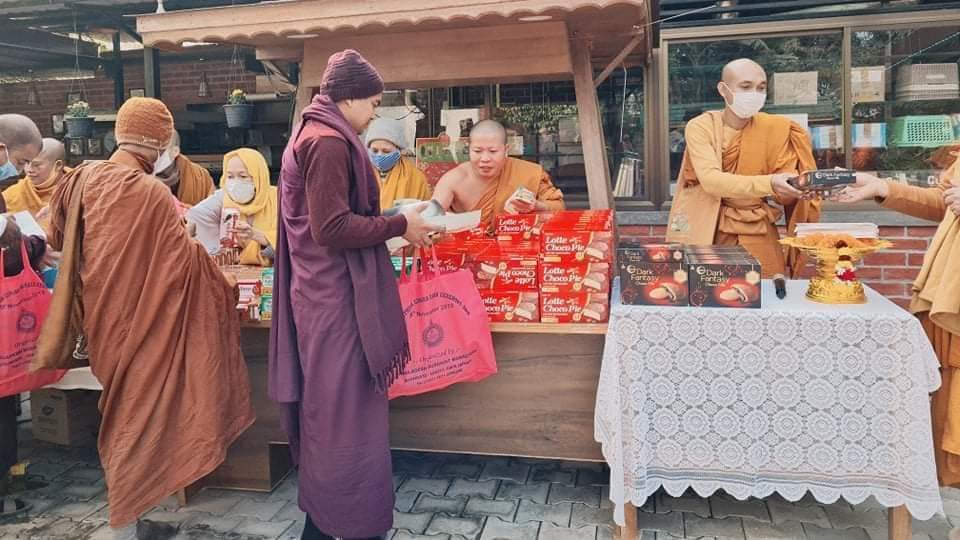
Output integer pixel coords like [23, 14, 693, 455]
[270, 50, 438, 540]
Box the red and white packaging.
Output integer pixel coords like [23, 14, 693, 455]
[539, 261, 611, 294]
[540, 210, 615, 263]
[541, 231, 615, 263]
[473, 247, 539, 291]
[481, 291, 540, 322]
[220, 207, 242, 248]
[495, 213, 555, 243]
[540, 292, 610, 324]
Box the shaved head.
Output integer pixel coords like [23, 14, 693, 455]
[467, 120, 510, 180]
[469, 120, 508, 145]
[0, 114, 42, 173]
[721, 58, 766, 84]
[25, 138, 66, 184]
[39, 138, 65, 162]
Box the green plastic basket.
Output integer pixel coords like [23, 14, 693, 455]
[889, 115, 956, 148]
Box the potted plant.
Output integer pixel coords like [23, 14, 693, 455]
[65, 100, 94, 138]
[224, 88, 254, 129]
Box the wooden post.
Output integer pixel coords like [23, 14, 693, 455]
[570, 37, 614, 210]
[113, 33, 125, 109]
[616, 502, 638, 539]
[888, 505, 911, 540]
[144, 47, 161, 99]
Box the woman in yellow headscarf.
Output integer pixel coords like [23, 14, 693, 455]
[186, 148, 277, 266]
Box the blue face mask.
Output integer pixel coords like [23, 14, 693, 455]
[0, 148, 18, 180]
[369, 149, 401, 173]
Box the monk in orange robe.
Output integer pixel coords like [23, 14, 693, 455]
[836, 158, 960, 486]
[4, 138, 67, 219]
[666, 59, 820, 277]
[433, 120, 564, 231]
[153, 130, 215, 206]
[35, 98, 254, 536]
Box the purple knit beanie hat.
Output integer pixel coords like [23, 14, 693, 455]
[319, 49, 384, 102]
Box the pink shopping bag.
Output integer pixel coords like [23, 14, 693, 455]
[0, 241, 66, 398]
[389, 248, 497, 399]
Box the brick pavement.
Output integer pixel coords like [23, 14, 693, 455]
[2, 429, 959, 539]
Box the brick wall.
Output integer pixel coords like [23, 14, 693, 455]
[620, 223, 938, 308]
[0, 57, 256, 136]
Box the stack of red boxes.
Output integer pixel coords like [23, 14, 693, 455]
[538, 210, 613, 323]
[431, 210, 614, 324]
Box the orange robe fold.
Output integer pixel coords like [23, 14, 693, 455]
[882, 159, 960, 486]
[37, 150, 254, 526]
[174, 155, 215, 206]
[451, 157, 565, 231]
[378, 156, 431, 211]
[2, 170, 66, 216]
[667, 111, 820, 277]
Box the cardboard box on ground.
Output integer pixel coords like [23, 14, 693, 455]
[31, 389, 101, 446]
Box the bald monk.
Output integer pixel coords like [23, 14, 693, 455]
[4, 138, 66, 219]
[153, 130, 215, 206]
[666, 58, 820, 278]
[835, 162, 960, 487]
[433, 120, 564, 231]
[35, 98, 254, 538]
[0, 114, 43, 200]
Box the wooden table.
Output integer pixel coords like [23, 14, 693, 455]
[205, 321, 609, 494]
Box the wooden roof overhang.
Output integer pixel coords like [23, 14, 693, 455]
[137, 0, 653, 209]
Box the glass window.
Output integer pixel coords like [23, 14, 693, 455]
[401, 73, 646, 206]
[851, 27, 960, 187]
[666, 33, 844, 198]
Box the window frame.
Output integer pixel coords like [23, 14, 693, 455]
[652, 9, 960, 210]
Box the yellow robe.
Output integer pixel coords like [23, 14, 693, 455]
[173, 155, 215, 207]
[450, 157, 565, 232]
[667, 111, 820, 278]
[881, 161, 960, 486]
[220, 148, 277, 266]
[3, 170, 66, 216]
[378, 156, 431, 211]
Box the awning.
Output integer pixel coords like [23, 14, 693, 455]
[137, 0, 650, 66]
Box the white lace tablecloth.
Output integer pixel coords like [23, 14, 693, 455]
[595, 279, 943, 525]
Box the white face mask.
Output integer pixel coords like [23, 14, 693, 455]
[722, 83, 767, 119]
[154, 149, 174, 175]
[226, 180, 256, 204]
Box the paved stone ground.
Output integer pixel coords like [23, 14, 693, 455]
[3, 423, 960, 539]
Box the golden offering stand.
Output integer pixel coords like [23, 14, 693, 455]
[780, 237, 893, 304]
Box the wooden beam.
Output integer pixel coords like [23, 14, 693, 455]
[256, 45, 303, 62]
[594, 32, 643, 87]
[571, 38, 614, 210]
[113, 33, 124, 109]
[616, 502, 638, 540]
[888, 506, 911, 540]
[301, 22, 572, 89]
[144, 47, 161, 99]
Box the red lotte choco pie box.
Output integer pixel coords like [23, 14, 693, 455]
[481, 291, 540, 322]
[494, 213, 555, 242]
[539, 261, 611, 294]
[541, 211, 615, 263]
[472, 244, 539, 291]
[540, 292, 609, 323]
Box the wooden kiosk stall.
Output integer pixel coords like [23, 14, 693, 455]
[137, 0, 650, 534]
